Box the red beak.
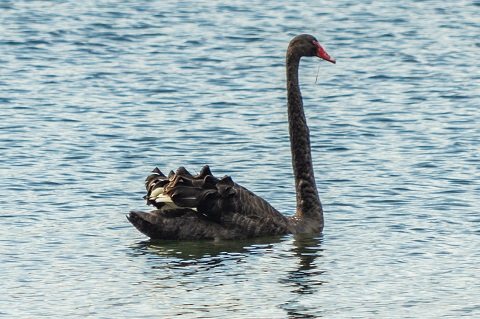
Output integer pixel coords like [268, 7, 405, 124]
[314, 41, 336, 64]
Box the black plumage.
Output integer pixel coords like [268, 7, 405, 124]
[128, 34, 336, 240]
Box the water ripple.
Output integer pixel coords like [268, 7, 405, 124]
[1, 0, 479, 318]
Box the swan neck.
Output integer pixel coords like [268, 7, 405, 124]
[286, 53, 323, 223]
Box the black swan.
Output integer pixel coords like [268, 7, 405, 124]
[128, 34, 336, 240]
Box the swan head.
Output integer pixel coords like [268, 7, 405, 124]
[288, 34, 336, 64]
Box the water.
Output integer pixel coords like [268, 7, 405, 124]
[1, 0, 479, 318]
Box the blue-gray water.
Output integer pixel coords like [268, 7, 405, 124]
[1, 0, 479, 318]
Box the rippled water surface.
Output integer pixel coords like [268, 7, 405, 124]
[1, 0, 479, 318]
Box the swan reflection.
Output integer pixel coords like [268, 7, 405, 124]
[128, 234, 325, 318]
[128, 235, 284, 269]
[280, 234, 325, 318]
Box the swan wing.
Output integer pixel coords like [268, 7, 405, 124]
[128, 166, 289, 240]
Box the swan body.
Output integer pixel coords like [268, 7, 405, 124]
[128, 34, 335, 240]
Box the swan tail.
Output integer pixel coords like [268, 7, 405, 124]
[127, 210, 228, 240]
[127, 211, 167, 239]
